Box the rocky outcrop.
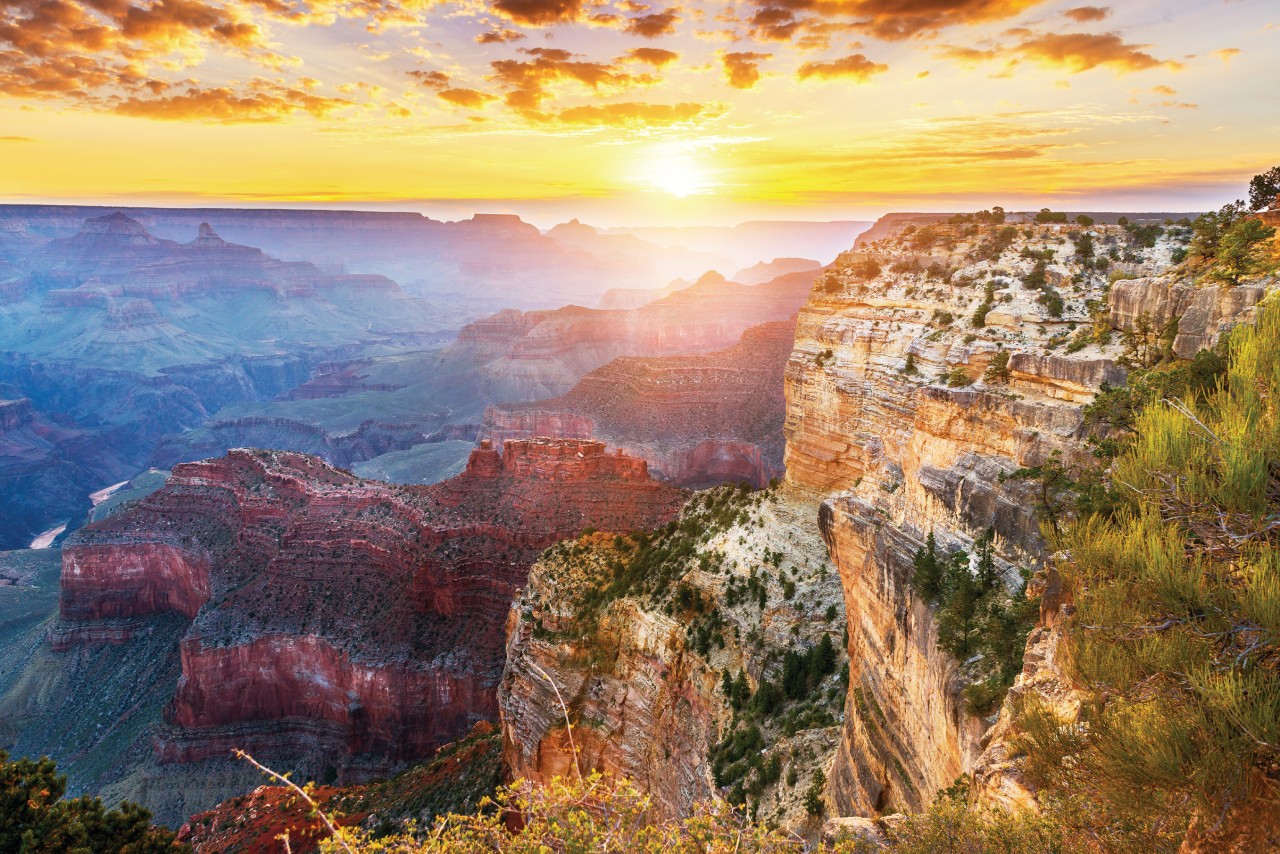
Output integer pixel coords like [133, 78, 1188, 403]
[1108, 276, 1269, 359]
[500, 486, 847, 828]
[484, 321, 796, 487]
[56, 441, 685, 775]
[780, 216, 1226, 815]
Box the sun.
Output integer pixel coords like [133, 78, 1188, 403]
[641, 146, 714, 197]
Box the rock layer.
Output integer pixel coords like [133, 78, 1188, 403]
[56, 441, 686, 772]
[780, 216, 1259, 814]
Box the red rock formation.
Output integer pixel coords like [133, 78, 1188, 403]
[57, 442, 685, 770]
[484, 321, 796, 487]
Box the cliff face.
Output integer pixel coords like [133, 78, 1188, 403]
[484, 320, 796, 487]
[500, 485, 847, 828]
[55, 440, 685, 776]
[780, 215, 1264, 815]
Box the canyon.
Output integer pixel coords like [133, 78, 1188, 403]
[484, 320, 795, 487]
[158, 270, 813, 485]
[5, 439, 684, 823]
[493, 210, 1276, 838]
[0, 208, 832, 549]
[6, 204, 1275, 851]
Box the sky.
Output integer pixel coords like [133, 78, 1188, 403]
[0, 0, 1277, 226]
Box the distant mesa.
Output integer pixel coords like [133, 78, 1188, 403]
[731, 257, 821, 285]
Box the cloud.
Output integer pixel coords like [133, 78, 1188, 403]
[0, 136, 34, 142]
[489, 0, 587, 26]
[437, 87, 498, 108]
[1063, 6, 1109, 23]
[721, 51, 770, 88]
[625, 47, 679, 67]
[1013, 32, 1181, 73]
[745, 0, 1047, 43]
[549, 100, 723, 126]
[624, 8, 678, 37]
[408, 70, 451, 89]
[113, 82, 352, 122]
[489, 47, 656, 114]
[797, 53, 887, 82]
[1212, 47, 1240, 64]
[476, 26, 526, 43]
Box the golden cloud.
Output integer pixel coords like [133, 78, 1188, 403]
[488, 0, 586, 26]
[1013, 32, 1181, 73]
[489, 46, 655, 114]
[1063, 5, 1109, 23]
[796, 52, 887, 82]
[437, 87, 498, 108]
[624, 8, 678, 38]
[625, 47, 679, 67]
[113, 81, 352, 122]
[721, 51, 770, 88]
[745, 0, 1047, 42]
[549, 100, 722, 126]
[476, 26, 526, 43]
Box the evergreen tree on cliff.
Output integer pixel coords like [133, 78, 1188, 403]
[0, 752, 185, 853]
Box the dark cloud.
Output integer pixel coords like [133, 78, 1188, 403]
[476, 26, 526, 43]
[624, 8, 678, 37]
[1063, 6, 1110, 23]
[796, 52, 887, 81]
[489, 0, 586, 26]
[408, 69, 451, 89]
[625, 47, 679, 67]
[721, 51, 770, 88]
[744, 0, 1046, 42]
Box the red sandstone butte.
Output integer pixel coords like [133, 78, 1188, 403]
[55, 441, 686, 770]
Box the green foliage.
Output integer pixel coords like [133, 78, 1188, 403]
[1035, 208, 1068, 224]
[1211, 216, 1276, 285]
[848, 258, 882, 280]
[1248, 164, 1280, 211]
[803, 770, 826, 816]
[971, 281, 996, 328]
[1190, 200, 1246, 261]
[325, 773, 807, 853]
[1083, 348, 1227, 444]
[852, 789, 1066, 854]
[0, 751, 184, 853]
[902, 352, 918, 376]
[944, 365, 973, 387]
[1021, 259, 1048, 290]
[910, 532, 1038, 714]
[1036, 288, 1064, 317]
[1075, 214, 1095, 227]
[1017, 298, 1280, 850]
[1123, 221, 1164, 249]
[984, 351, 1011, 384]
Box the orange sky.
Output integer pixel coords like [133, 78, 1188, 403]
[0, 0, 1277, 225]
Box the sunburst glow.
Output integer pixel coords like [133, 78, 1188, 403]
[643, 148, 714, 198]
